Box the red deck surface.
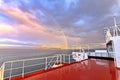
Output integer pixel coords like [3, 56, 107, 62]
[8, 59, 120, 80]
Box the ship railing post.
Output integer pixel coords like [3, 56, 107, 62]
[0, 63, 5, 80]
[64, 55, 65, 63]
[59, 55, 61, 63]
[22, 61, 25, 78]
[9, 62, 13, 80]
[57, 55, 58, 64]
[45, 57, 47, 70]
[61, 55, 62, 64]
[69, 55, 70, 64]
[60, 55, 62, 64]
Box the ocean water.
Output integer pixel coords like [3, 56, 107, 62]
[0, 49, 73, 78]
[0, 49, 73, 66]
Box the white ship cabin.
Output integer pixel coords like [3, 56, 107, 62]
[105, 16, 120, 68]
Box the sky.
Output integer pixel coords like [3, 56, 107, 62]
[0, 0, 120, 49]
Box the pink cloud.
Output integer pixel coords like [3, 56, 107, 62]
[0, 5, 45, 30]
[0, 24, 18, 35]
[0, 5, 69, 48]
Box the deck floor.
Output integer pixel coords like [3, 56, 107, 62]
[10, 59, 120, 80]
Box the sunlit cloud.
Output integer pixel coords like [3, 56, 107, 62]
[0, 0, 120, 49]
[0, 2, 68, 48]
[0, 0, 3, 6]
[0, 24, 17, 35]
[0, 44, 35, 49]
[0, 6, 44, 30]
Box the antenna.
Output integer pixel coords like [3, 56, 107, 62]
[113, 16, 118, 36]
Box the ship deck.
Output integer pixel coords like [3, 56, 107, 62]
[8, 59, 120, 80]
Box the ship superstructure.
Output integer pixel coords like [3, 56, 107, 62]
[105, 16, 120, 68]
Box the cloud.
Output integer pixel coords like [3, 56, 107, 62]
[110, 0, 120, 16]
[0, 6, 44, 30]
[0, 24, 18, 36]
[0, 0, 120, 49]
[0, 2, 68, 48]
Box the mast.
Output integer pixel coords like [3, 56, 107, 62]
[113, 16, 119, 36]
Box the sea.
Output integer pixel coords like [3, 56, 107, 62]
[0, 49, 73, 66]
[0, 49, 74, 78]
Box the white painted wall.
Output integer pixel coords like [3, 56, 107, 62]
[111, 36, 120, 68]
[95, 50, 107, 53]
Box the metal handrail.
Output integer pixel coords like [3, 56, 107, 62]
[4, 56, 51, 63]
[0, 54, 74, 80]
[0, 52, 113, 80]
[47, 57, 57, 68]
[88, 52, 114, 58]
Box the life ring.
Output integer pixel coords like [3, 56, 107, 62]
[72, 54, 77, 58]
